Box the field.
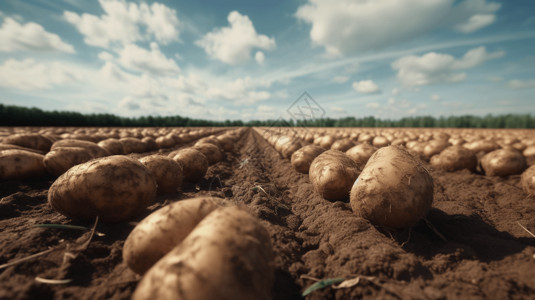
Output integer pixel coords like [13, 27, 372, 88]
[1, 126, 535, 299]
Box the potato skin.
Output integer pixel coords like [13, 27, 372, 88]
[309, 150, 361, 201]
[170, 148, 209, 182]
[43, 147, 94, 176]
[430, 145, 477, 172]
[139, 155, 183, 194]
[291, 145, 325, 174]
[350, 145, 434, 229]
[345, 144, 377, 168]
[0, 149, 46, 180]
[123, 197, 229, 275]
[132, 206, 274, 300]
[521, 165, 535, 195]
[48, 155, 157, 222]
[3, 134, 52, 152]
[52, 139, 110, 158]
[480, 149, 527, 177]
[98, 138, 125, 155]
[192, 143, 223, 165]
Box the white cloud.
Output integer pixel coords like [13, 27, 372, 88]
[255, 51, 265, 64]
[330, 106, 346, 113]
[64, 0, 179, 48]
[353, 80, 381, 94]
[196, 11, 275, 64]
[98, 51, 114, 61]
[0, 17, 74, 53]
[332, 76, 349, 84]
[295, 0, 500, 55]
[430, 94, 442, 101]
[206, 76, 271, 104]
[456, 14, 495, 33]
[507, 79, 535, 89]
[392, 46, 504, 86]
[0, 58, 78, 90]
[118, 42, 180, 76]
[366, 102, 380, 109]
[391, 88, 400, 96]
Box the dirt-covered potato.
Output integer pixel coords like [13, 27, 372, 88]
[0, 143, 44, 154]
[480, 148, 527, 177]
[170, 148, 208, 182]
[192, 143, 223, 165]
[43, 147, 94, 176]
[141, 137, 158, 151]
[330, 139, 355, 152]
[52, 139, 110, 158]
[155, 135, 176, 149]
[139, 155, 183, 194]
[3, 134, 53, 152]
[195, 136, 222, 150]
[309, 150, 361, 201]
[0, 149, 46, 180]
[345, 144, 377, 168]
[279, 139, 304, 159]
[120, 137, 148, 153]
[48, 155, 157, 222]
[319, 135, 336, 149]
[132, 206, 274, 300]
[372, 136, 390, 148]
[430, 145, 477, 172]
[291, 145, 325, 174]
[97, 138, 125, 155]
[216, 134, 234, 152]
[123, 197, 230, 274]
[521, 165, 535, 195]
[523, 145, 535, 158]
[423, 139, 451, 158]
[463, 139, 500, 154]
[350, 145, 434, 229]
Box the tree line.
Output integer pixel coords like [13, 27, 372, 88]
[1, 103, 534, 128]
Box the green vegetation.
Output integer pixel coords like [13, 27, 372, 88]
[1, 103, 534, 128]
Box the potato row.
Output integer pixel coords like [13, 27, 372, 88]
[256, 127, 535, 228]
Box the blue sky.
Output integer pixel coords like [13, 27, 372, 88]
[0, 0, 534, 121]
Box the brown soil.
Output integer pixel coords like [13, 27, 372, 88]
[1, 128, 535, 299]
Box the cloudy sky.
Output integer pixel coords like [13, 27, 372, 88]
[0, 0, 534, 121]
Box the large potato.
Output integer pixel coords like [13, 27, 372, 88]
[97, 138, 125, 155]
[132, 206, 274, 300]
[52, 139, 110, 158]
[170, 148, 208, 182]
[350, 145, 434, 229]
[43, 147, 94, 176]
[0, 149, 46, 180]
[48, 155, 157, 222]
[521, 165, 535, 195]
[192, 143, 223, 165]
[139, 155, 183, 194]
[309, 150, 361, 201]
[2, 134, 52, 152]
[480, 148, 527, 177]
[291, 145, 326, 174]
[0, 143, 44, 154]
[123, 197, 230, 274]
[430, 145, 477, 172]
[345, 143, 377, 168]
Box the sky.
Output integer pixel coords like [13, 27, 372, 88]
[0, 0, 534, 122]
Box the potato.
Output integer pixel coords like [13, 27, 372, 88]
[345, 144, 377, 168]
[372, 136, 390, 148]
[52, 139, 110, 158]
[155, 135, 175, 149]
[480, 149, 527, 177]
[521, 165, 535, 195]
[319, 135, 336, 149]
[48, 155, 157, 222]
[139, 155, 183, 194]
[120, 137, 148, 153]
[423, 139, 451, 158]
[97, 138, 125, 155]
[279, 139, 303, 159]
[330, 139, 355, 152]
[132, 206, 274, 300]
[430, 145, 477, 172]
[3, 134, 52, 152]
[192, 143, 223, 165]
[291, 145, 325, 174]
[523, 145, 535, 158]
[309, 150, 361, 201]
[141, 137, 158, 151]
[170, 148, 208, 182]
[195, 136, 222, 149]
[0, 149, 46, 180]
[43, 147, 94, 176]
[350, 145, 433, 229]
[0, 143, 44, 154]
[123, 197, 230, 274]
[463, 139, 499, 154]
[216, 134, 234, 151]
